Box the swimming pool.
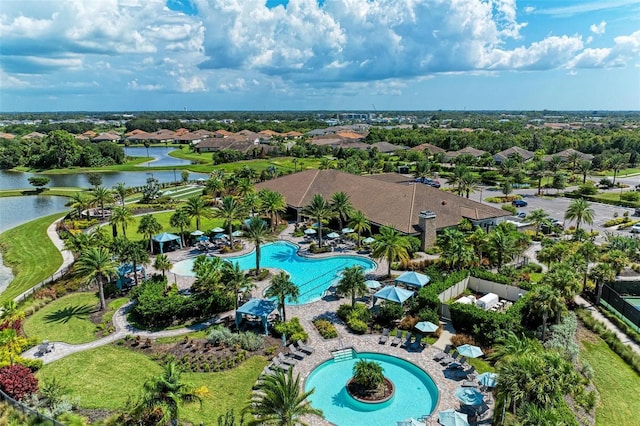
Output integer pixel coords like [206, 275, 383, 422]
[171, 241, 376, 304]
[305, 351, 438, 425]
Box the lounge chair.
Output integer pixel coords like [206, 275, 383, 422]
[433, 344, 452, 361]
[379, 328, 390, 344]
[391, 331, 403, 346]
[449, 356, 467, 369]
[410, 334, 423, 351]
[297, 340, 314, 355]
[400, 332, 413, 348]
[288, 344, 306, 360]
[462, 380, 479, 388]
[270, 358, 291, 372]
[441, 350, 459, 365]
[466, 366, 477, 381]
[278, 352, 298, 366]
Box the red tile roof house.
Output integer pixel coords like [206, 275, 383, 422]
[256, 169, 510, 249]
[92, 132, 121, 142]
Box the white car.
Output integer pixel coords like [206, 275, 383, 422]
[630, 224, 640, 234]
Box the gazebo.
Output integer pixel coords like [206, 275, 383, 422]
[395, 271, 430, 289]
[373, 286, 414, 305]
[152, 232, 183, 254]
[116, 263, 146, 289]
[235, 299, 279, 334]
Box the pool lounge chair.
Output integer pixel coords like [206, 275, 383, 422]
[278, 352, 298, 366]
[288, 344, 306, 360]
[441, 350, 459, 365]
[297, 340, 314, 355]
[391, 331, 403, 346]
[400, 332, 413, 348]
[433, 344, 452, 361]
[270, 357, 292, 372]
[449, 356, 467, 369]
[379, 328, 390, 344]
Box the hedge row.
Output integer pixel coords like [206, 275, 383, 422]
[449, 300, 526, 347]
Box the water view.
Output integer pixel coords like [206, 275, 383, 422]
[0, 196, 70, 233]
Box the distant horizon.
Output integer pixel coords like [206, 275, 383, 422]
[2, 109, 639, 114]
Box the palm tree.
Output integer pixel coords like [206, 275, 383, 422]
[590, 262, 616, 305]
[487, 226, 520, 268]
[154, 254, 172, 277]
[245, 217, 274, 275]
[446, 165, 470, 195]
[265, 272, 299, 322]
[564, 198, 594, 231]
[113, 238, 150, 286]
[134, 361, 201, 426]
[541, 263, 582, 300]
[205, 176, 225, 198]
[242, 191, 262, 216]
[90, 186, 113, 220]
[259, 189, 286, 231]
[371, 226, 410, 277]
[331, 191, 353, 231]
[112, 182, 128, 205]
[577, 160, 592, 184]
[348, 210, 371, 247]
[526, 209, 549, 234]
[437, 227, 475, 270]
[466, 227, 488, 263]
[214, 195, 247, 245]
[64, 230, 102, 254]
[236, 178, 254, 199]
[607, 153, 629, 184]
[577, 241, 599, 289]
[459, 172, 479, 198]
[138, 214, 163, 254]
[222, 262, 254, 309]
[528, 160, 548, 195]
[303, 194, 334, 247]
[244, 368, 323, 426]
[169, 208, 191, 247]
[66, 191, 91, 219]
[527, 286, 565, 340]
[109, 205, 134, 238]
[183, 195, 210, 231]
[75, 246, 118, 310]
[336, 265, 367, 307]
[488, 331, 542, 363]
[601, 249, 629, 276]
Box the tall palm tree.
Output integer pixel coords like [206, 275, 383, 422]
[590, 262, 616, 305]
[222, 262, 254, 309]
[527, 286, 565, 340]
[331, 191, 353, 231]
[459, 172, 479, 198]
[528, 160, 548, 195]
[205, 176, 225, 198]
[154, 254, 173, 277]
[112, 182, 128, 206]
[90, 186, 113, 220]
[303, 194, 334, 247]
[466, 227, 488, 263]
[526, 209, 549, 234]
[265, 272, 299, 322]
[348, 210, 371, 247]
[487, 226, 520, 268]
[66, 191, 91, 219]
[113, 238, 150, 286]
[242, 191, 262, 216]
[183, 195, 210, 231]
[214, 195, 247, 245]
[236, 178, 255, 199]
[541, 263, 582, 300]
[601, 249, 629, 276]
[437, 227, 475, 270]
[259, 189, 286, 231]
[577, 241, 599, 289]
[336, 265, 367, 307]
[169, 208, 191, 247]
[371, 226, 410, 277]
[564, 198, 594, 231]
[577, 160, 592, 184]
[138, 214, 163, 254]
[75, 246, 118, 310]
[244, 368, 323, 426]
[134, 361, 201, 426]
[607, 153, 629, 184]
[245, 217, 274, 275]
[446, 165, 470, 195]
[109, 205, 134, 238]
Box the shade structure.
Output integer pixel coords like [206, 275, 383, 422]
[477, 372, 498, 388]
[342, 227, 355, 233]
[235, 299, 278, 334]
[190, 230, 204, 236]
[373, 285, 414, 304]
[365, 280, 382, 290]
[438, 409, 469, 426]
[415, 321, 439, 333]
[211, 227, 224, 233]
[396, 418, 425, 426]
[196, 235, 209, 242]
[232, 230, 244, 237]
[326, 232, 340, 239]
[213, 233, 227, 240]
[152, 232, 183, 254]
[455, 387, 484, 406]
[395, 271, 430, 289]
[457, 344, 484, 358]
[362, 237, 375, 244]
[304, 228, 317, 235]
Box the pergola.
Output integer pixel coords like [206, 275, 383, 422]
[373, 286, 415, 305]
[235, 299, 278, 334]
[152, 232, 183, 254]
[395, 271, 430, 289]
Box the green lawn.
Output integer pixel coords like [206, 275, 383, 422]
[579, 336, 640, 425]
[36, 345, 268, 422]
[0, 188, 84, 198]
[467, 357, 494, 374]
[23, 292, 100, 344]
[122, 211, 227, 240]
[0, 212, 66, 304]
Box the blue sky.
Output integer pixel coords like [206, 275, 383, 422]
[1, 0, 638, 112]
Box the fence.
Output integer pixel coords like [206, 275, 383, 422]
[0, 388, 66, 426]
[13, 263, 73, 305]
[600, 284, 640, 330]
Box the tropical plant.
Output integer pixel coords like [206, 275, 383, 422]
[265, 272, 299, 322]
[348, 210, 371, 247]
[589, 262, 616, 304]
[331, 191, 353, 231]
[486, 224, 524, 268]
[488, 331, 542, 363]
[336, 266, 367, 307]
[75, 246, 118, 310]
[138, 214, 163, 254]
[169, 208, 191, 246]
[245, 217, 273, 275]
[528, 160, 548, 195]
[607, 152, 629, 184]
[303, 194, 334, 247]
[601, 248, 629, 275]
[66, 191, 91, 219]
[526, 209, 549, 234]
[154, 254, 173, 277]
[459, 172, 479, 198]
[0, 364, 38, 401]
[214, 195, 247, 245]
[90, 186, 113, 219]
[526, 286, 565, 340]
[112, 182, 128, 205]
[541, 263, 582, 300]
[222, 262, 254, 309]
[577, 160, 592, 184]
[183, 195, 211, 231]
[437, 227, 475, 270]
[110, 205, 134, 238]
[244, 368, 323, 426]
[352, 359, 384, 393]
[372, 226, 410, 277]
[113, 238, 150, 286]
[258, 189, 287, 231]
[564, 198, 594, 231]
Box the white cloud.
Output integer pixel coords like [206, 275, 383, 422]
[128, 79, 163, 91]
[590, 21, 607, 35]
[524, 6, 535, 14]
[177, 75, 207, 92]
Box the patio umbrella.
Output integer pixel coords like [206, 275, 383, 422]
[196, 235, 209, 242]
[365, 280, 382, 290]
[373, 286, 414, 304]
[342, 227, 355, 234]
[455, 387, 484, 406]
[211, 227, 224, 233]
[304, 228, 317, 235]
[477, 372, 498, 388]
[214, 233, 227, 240]
[438, 409, 469, 426]
[327, 232, 340, 239]
[457, 344, 484, 359]
[232, 230, 244, 237]
[415, 321, 439, 333]
[362, 237, 375, 244]
[190, 230, 204, 236]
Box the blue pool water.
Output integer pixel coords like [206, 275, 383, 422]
[305, 351, 438, 426]
[171, 241, 376, 304]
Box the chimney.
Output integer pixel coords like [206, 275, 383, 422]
[418, 210, 437, 249]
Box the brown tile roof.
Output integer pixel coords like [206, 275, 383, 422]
[255, 170, 509, 234]
[83, 130, 97, 137]
[370, 141, 408, 153]
[542, 148, 594, 162]
[445, 146, 487, 159]
[92, 132, 121, 142]
[335, 131, 364, 140]
[147, 129, 175, 141]
[284, 131, 303, 137]
[493, 146, 535, 162]
[174, 128, 190, 136]
[0, 132, 15, 139]
[214, 129, 234, 137]
[411, 143, 446, 154]
[22, 132, 46, 139]
[124, 129, 147, 137]
[259, 130, 280, 136]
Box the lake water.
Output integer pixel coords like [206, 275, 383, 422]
[0, 196, 70, 233]
[125, 146, 192, 167]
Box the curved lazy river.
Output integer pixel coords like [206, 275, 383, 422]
[171, 241, 376, 304]
[305, 351, 439, 426]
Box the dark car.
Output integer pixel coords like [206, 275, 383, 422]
[423, 178, 441, 188]
[512, 199, 528, 207]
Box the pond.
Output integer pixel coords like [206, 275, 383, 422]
[124, 146, 192, 167]
[0, 196, 70, 233]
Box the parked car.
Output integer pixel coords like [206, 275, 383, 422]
[424, 178, 441, 188]
[516, 211, 527, 218]
[512, 199, 528, 207]
[630, 224, 640, 234]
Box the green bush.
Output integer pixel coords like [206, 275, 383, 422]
[272, 317, 309, 344]
[235, 332, 265, 351]
[312, 318, 338, 339]
[378, 302, 405, 322]
[347, 318, 368, 334]
[621, 191, 640, 202]
[576, 182, 599, 196]
[501, 204, 517, 215]
[603, 217, 631, 227]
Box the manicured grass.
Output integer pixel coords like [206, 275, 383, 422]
[579, 335, 640, 426]
[467, 357, 494, 374]
[22, 292, 100, 344]
[169, 149, 323, 173]
[122, 210, 227, 240]
[603, 168, 640, 177]
[0, 212, 66, 304]
[102, 297, 129, 325]
[0, 188, 84, 198]
[529, 272, 544, 283]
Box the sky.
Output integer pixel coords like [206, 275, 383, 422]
[1, 0, 639, 112]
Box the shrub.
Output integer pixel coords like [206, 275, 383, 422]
[603, 217, 631, 227]
[450, 334, 477, 347]
[207, 327, 235, 346]
[621, 191, 640, 202]
[235, 332, 265, 351]
[347, 318, 368, 334]
[273, 317, 308, 344]
[576, 182, 599, 196]
[545, 312, 579, 363]
[378, 301, 405, 322]
[398, 315, 419, 330]
[313, 318, 338, 339]
[501, 204, 517, 215]
[449, 298, 526, 347]
[0, 364, 38, 400]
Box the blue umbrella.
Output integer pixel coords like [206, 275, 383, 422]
[211, 227, 224, 233]
[304, 228, 317, 235]
[477, 372, 498, 388]
[438, 409, 469, 426]
[415, 321, 438, 333]
[365, 280, 382, 289]
[214, 233, 227, 240]
[362, 237, 375, 244]
[190, 230, 204, 236]
[455, 387, 484, 406]
[196, 235, 209, 242]
[327, 232, 340, 239]
[342, 227, 355, 233]
[232, 230, 244, 237]
[457, 344, 484, 358]
[373, 286, 414, 304]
